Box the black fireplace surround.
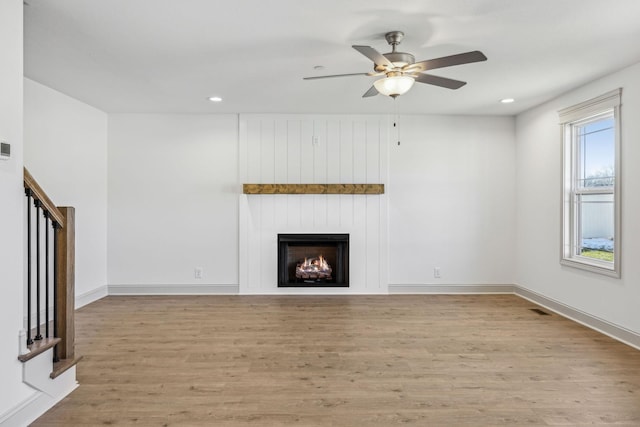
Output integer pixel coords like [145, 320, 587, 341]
[277, 234, 349, 287]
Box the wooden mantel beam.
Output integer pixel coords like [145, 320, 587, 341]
[243, 184, 384, 195]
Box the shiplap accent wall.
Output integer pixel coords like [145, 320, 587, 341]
[239, 114, 389, 294]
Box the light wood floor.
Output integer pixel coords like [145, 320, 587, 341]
[32, 295, 640, 426]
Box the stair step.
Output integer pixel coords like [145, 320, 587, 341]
[51, 356, 83, 379]
[17, 337, 61, 362]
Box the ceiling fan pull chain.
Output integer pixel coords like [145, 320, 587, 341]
[395, 99, 401, 146]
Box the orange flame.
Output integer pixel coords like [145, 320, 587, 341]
[299, 255, 331, 272]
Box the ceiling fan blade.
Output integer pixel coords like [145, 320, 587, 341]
[362, 85, 379, 98]
[352, 45, 393, 67]
[407, 51, 487, 73]
[304, 72, 370, 80]
[414, 73, 467, 89]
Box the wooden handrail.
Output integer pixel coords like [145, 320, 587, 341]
[23, 167, 65, 227]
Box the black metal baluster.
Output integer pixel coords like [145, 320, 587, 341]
[25, 189, 33, 346]
[44, 210, 50, 338]
[35, 200, 43, 341]
[52, 221, 60, 363]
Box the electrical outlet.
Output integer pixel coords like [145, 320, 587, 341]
[194, 267, 203, 279]
[434, 267, 441, 279]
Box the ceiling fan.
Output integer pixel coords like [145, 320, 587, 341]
[304, 31, 487, 98]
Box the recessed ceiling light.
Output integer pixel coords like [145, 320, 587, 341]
[313, 65, 325, 71]
[208, 96, 223, 102]
[500, 98, 515, 104]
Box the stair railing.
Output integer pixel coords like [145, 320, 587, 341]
[21, 168, 77, 373]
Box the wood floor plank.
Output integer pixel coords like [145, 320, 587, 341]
[31, 295, 640, 426]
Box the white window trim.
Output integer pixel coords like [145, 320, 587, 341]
[559, 88, 621, 278]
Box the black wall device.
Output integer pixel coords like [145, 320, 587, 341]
[0, 142, 10, 160]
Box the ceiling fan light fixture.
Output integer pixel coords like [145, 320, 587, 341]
[304, 32, 486, 99]
[374, 75, 415, 98]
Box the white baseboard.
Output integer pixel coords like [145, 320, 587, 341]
[0, 361, 78, 427]
[108, 283, 239, 295]
[514, 285, 640, 351]
[76, 285, 108, 308]
[0, 391, 46, 427]
[388, 283, 515, 294]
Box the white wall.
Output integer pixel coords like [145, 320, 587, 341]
[109, 113, 517, 295]
[239, 115, 389, 294]
[23, 78, 109, 306]
[389, 115, 517, 288]
[107, 114, 239, 293]
[516, 61, 640, 334]
[0, 0, 36, 418]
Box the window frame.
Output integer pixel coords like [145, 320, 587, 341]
[559, 89, 621, 278]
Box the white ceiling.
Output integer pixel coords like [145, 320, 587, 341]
[23, 0, 640, 116]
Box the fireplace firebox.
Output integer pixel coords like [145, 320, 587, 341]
[277, 234, 349, 287]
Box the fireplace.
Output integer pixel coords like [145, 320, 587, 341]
[277, 234, 349, 287]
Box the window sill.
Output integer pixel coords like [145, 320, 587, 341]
[560, 257, 620, 278]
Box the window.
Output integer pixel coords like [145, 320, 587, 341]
[560, 89, 621, 277]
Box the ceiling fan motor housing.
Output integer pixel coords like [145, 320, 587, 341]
[379, 52, 415, 71]
[375, 31, 415, 71]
